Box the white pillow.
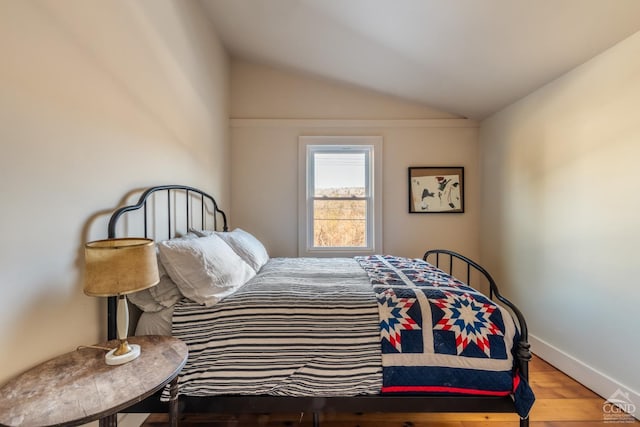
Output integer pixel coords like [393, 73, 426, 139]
[157, 234, 255, 306]
[192, 228, 269, 272]
[188, 228, 215, 238]
[127, 287, 163, 313]
[218, 228, 269, 272]
[127, 256, 182, 312]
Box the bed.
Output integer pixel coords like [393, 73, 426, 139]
[104, 185, 534, 427]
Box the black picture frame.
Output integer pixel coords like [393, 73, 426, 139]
[408, 167, 464, 213]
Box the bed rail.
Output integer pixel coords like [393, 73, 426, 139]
[423, 249, 532, 385]
[106, 185, 228, 340]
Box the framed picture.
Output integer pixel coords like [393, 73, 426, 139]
[408, 167, 464, 213]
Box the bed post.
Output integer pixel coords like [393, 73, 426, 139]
[107, 297, 117, 340]
[518, 340, 532, 386]
[107, 225, 117, 340]
[423, 249, 534, 427]
[517, 330, 532, 427]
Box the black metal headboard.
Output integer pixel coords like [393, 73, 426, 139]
[106, 185, 228, 339]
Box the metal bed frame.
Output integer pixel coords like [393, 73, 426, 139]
[106, 185, 532, 427]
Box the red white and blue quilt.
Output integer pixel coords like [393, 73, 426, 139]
[355, 255, 534, 416]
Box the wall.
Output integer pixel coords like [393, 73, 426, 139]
[230, 60, 481, 264]
[0, 0, 229, 384]
[479, 31, 640, 402]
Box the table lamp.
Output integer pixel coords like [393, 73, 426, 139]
[84, 238, 159, 365]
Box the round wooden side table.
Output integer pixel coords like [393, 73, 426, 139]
[0, 335, 188, 427]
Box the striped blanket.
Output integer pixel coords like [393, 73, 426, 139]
[164, 257, 382, 399]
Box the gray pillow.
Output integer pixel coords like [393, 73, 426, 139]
[127, 256, 182, 312]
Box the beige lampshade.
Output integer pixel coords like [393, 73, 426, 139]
[84, 238, 159, 297]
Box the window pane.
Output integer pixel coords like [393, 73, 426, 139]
[314, 152, 365, 197]
[299, 137, 381, 256]
[313, 199, 367, 247]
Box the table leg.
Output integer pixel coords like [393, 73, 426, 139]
[169, 377, 179, 427]
[99, 414, 117, 427]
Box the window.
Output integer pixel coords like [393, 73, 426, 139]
[298, 136, 382, 256]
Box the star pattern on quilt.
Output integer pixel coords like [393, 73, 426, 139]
[392, 259, 427, 270]
[410, 270, 459, 287]
[377, 288, 421, 352]
[371, 270, 397, 285]
[431, 291, 503, 357]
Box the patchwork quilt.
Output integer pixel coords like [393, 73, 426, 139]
[355, 255, 534, 416]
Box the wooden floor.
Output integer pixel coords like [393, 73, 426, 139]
[142, 355, 638, 426]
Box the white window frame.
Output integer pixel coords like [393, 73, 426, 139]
[298, 136, 383, 257]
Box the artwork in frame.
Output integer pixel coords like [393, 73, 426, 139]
[408, 167, 464, 213]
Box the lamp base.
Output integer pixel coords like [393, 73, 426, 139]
[105, 343, 140, 365]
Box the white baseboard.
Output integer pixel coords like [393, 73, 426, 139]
[530, 334, 639, 421]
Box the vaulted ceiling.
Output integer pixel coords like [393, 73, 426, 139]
[201, 0, 640, 119]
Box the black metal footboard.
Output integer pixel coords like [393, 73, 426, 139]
[423, 249, 533, 411]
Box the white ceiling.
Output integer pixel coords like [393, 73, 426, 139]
[201, 0, 640, 119]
